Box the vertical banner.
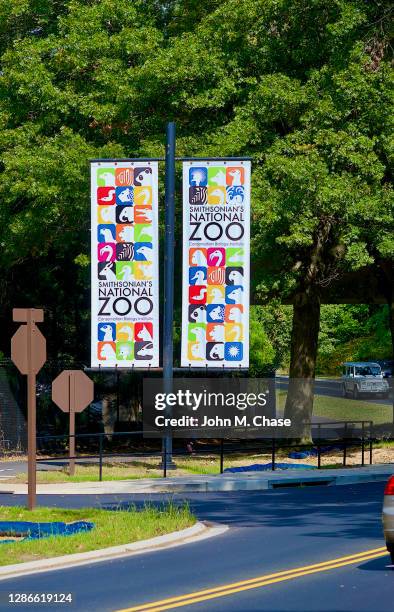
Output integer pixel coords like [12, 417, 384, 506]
[91, 161, 159, 368]
[181, 160, 251, 368]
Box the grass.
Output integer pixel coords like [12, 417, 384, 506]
[0, 503, 195, 566]
[277, 392, 393, 425]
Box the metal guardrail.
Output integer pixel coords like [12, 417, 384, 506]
[33, 420, 375, 480]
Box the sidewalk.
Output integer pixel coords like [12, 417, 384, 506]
[1, 464, 393, 495]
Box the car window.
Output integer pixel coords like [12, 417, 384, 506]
[355, 366, 381, 376]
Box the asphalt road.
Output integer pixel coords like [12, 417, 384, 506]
[276, 376, 393, 406]
[0, 481, 392, 612]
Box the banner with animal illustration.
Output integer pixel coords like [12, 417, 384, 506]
[181, 160, 251, 368]
[90, 161, 159, 368]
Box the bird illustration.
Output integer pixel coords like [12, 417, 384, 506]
[139, 226, 153, 240]
[191, 270, 205, 284]
[118, 325, 133, 341]
[100, 325, 114, 342]
[138, 263, 153, 278]
[99, 172, 114, 186]
[100, 228, 115, 242]
[209, 249, 224, 266]
[118, 265, 133, 281]
[228, 324, 242, 341]
[191, 342, 204, 360]
[99, 245, 114, 262]
[228, 270, 243, 284]
[209, 287, 224, 302]
[99, 207, 114, 223]
[227, 287, 244, 303]
[136, 188, 151, 206]
[210, 188, 225, 205]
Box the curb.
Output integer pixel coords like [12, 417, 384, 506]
[0, 521, 227, 582]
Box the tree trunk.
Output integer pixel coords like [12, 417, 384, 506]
[284, 290, 321, 442]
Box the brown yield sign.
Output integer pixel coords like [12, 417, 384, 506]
[11, 308, 46, 510]
[52, 370, 94, 475]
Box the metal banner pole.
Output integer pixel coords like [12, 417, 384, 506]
[161, 121, 176, 469]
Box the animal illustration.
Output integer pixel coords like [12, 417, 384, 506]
[118, 344, 132, 360]
[100, 324, 114, 342]
[138, 263, 153, 279]
[136, 245, 153, 261]
[190, 326, 206, 342]
[210, 170, 226, 186]
[136, 208, 152, 223]
[209, 343, 224, 360]
[116, 168, 133, 185]
[190, 187, 207, 205]
[134, 168, 153, 186]
[228, 270, 243, 284]
[117, 244, 134, 261]
[190, 342, 205, 360]
[119, 207, 133, 223]
[228, 169, 242, 186]
[119, 226, 134, 242]
[135, 188, 151, 206]
[191, 250, 207, 266]
[208, 325, 224, 342]
[191, 169, 206, 186]
[99, 262, 116, 281]
[100, 228, 115, 242]
[226, 186, 244, 206]
[208, 268, 225, 284]
[189, 306, 205, 323]
[228, 250, 244, 263]
[99, 172, 114, 186]
[228, 306, 242, 323]
[137, 325, 153, 342]
[118, 265, 133, 281]
[138, 226, 153, 240]
[228, 287, 244, 303]
[228, 325, 242, 341]
[99, 245, 114, 262]
[209, 249, 224, 266]
[192, 287, 207, 302]
[100, 207, 114, 223]
[136, 342, 153, 357]
[210, 188, 225, 205]
[99, 343, 116, 360]
[100, 189, 115, 202]
[209, 288, 224, 302]
[118, 325, 133, 341]
[117, 188, 133, 203]
[190, 270, 206, 285]
[209, 305, 224, 321]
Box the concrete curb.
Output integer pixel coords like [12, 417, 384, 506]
[0, 521, 228, 582]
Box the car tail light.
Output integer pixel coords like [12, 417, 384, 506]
[384, 476, 394, 495]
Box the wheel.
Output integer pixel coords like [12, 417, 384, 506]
[353, 386, 359, 400]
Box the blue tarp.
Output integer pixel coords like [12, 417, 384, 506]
[0, 521, 94, 544]
[224, 463, 315, 473]
[288, 445, 344, 459]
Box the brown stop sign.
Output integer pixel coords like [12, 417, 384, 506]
[11, 325, 46, 375]
[52, 370, 94, 413]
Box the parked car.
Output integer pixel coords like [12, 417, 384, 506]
[383, 475, 394, 564]
[376, 360, 394, 379]
[341, 361, 390, 399]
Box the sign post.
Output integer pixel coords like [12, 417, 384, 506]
[52, 370, 94, 475]
[11, 308, 46, 510]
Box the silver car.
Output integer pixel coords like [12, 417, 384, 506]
[342, 361, 390, 399]
[383, 476, 394, 564]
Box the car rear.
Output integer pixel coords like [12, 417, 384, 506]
[383, 476, 394, 564]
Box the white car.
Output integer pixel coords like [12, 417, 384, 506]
[341, 361, 390, 399]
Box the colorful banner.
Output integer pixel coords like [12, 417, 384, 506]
[181, 161, 251, 368]
[91, 162, 159, 368]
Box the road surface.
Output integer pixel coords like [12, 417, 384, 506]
[276, 375, 393, 406]
[0, 481, 392, 611]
